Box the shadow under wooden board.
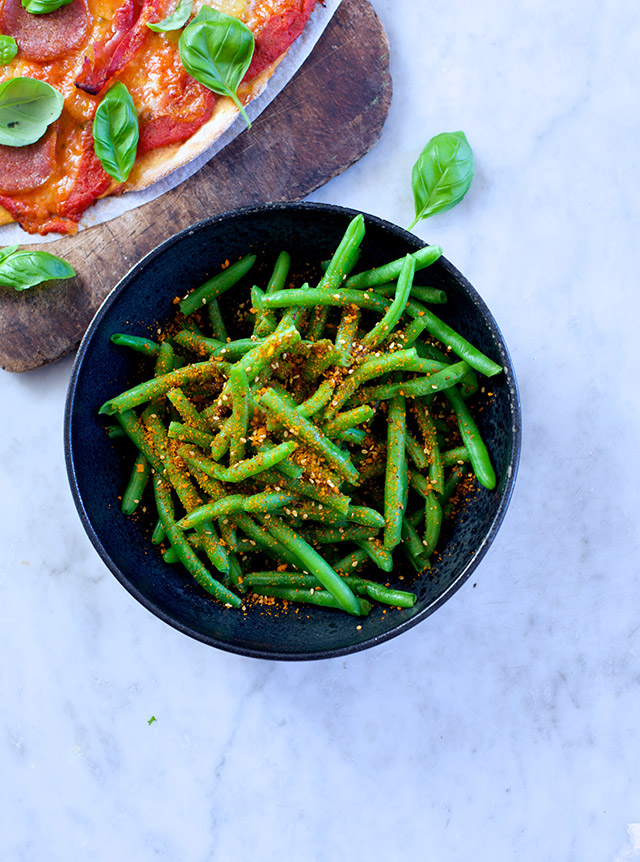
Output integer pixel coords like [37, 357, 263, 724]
[0, 0, 391, 373]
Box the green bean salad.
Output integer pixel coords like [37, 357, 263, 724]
[100, 214, 502, 617]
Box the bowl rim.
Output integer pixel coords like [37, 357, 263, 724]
[64, 201, 522, 660]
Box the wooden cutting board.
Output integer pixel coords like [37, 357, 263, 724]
[0, 0, 391, 372]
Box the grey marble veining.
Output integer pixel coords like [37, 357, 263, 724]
[2, 1, 640, 859]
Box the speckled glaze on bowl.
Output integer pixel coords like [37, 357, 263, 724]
[64, 202, 521, 660]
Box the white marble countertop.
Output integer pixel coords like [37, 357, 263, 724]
[2, 1, 639, 859]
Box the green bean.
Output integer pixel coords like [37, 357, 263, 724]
[227, 365, 250, 463]
[307, 214, 365, 341]
[163, 531, 202, 561]
[408, 469, 431, 499]
[373, 283, 447, 305]
[439, 463, 468, 507]
[403, 303, 502, 378]
[383, 395, 407, 550]
[323, 405, 375, 438]
[333, 547, 369, 575]
[401, 515, 430, 571]
[325, 348, 419, 418]
[242, 571, 416, 608]
[115, 410, 164, 473]
[166, 387, 209, 432]
[353, 360, 470, 403]
[217, 516, 238, 554]
[300, 524, 377, 544]
[319, 214, 366, 289]
[404, 431, 429, 471]
[346, 505, 385, 529]
[110, 333, 160, 356]
[182, 317, 204, 335]
[263, 287, 390, 314]
[256, 442, 303, 480]
[338, 428, 368, 445]
[121, 452, 150, 515]
[444, 386, 496, 490]
[106, 424, 126, 439]
[210, 338, 257, 361]
[257, 514, 361, 615]
[152, 474, 241, 607]
[173, 330, 223, 357]
[356, 454, 386, 484]
[257, 388, 359, 485]
[346, 244, 442, 288]
[178, 492, 295, 530]
[253, 251, 291, 338]
[414, 340, 479, 398]
[99, 359, 224, 415]
[334, 305, 360, 356]
[207, 298, 228, 342]
[162, 546, 180, 564]
[442, 446, 470, 467]
[401, 317, 429, 347]
[232, 512, 302, 570]
[251, 585, 372, 614]
[413, 401, 444, 494]
[168, 420, 214, 449]
[354, 537, 393, 572]
[180, 440, 298, 483]
[361, 255, 416, 349]
[226, 551, 245, 591]
[180, 254, 256, 316]
[297, 379, 335, 418]
[151, 518, 166, 545]
[301, 339, 340, 380]
[268, 251, 291, 292]
[254, 469, 352, 516]
[143, 410, 230, 575]
[154, 340, 175, 380]
[212, 321, 302, 414]
[424, 492, 443, 556]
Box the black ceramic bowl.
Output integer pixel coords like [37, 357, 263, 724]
[65, 202, 521, 660]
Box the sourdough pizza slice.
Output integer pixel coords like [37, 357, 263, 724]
[0, 0, 319, 235]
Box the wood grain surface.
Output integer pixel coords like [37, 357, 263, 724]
[0, 0, 391, 372]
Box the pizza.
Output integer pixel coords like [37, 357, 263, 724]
[0, 0, 319, 235]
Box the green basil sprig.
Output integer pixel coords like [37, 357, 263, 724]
[0, 77, 64, 147]
[92, 82, 139, 183]
[0, 35, 18, 65]
[408, 131, 474, 229]
[0, 247, 75, 291]
[21, 0, 73, 13]
[179, 7, 254, 128]
[147, 0, 192, 32]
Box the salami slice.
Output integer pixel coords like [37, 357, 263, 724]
[0, 126, 57, 194]
[0, 0, 90, 63]
[246, 0, 316, 80]
[0, 127, 111, 235]
[76, 0, 164, 95]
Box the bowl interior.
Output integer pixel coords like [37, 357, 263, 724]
[65, 203, 521, 660]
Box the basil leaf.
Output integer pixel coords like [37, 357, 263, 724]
[21, 0, 73, 13]
[147, 0, 192, 32]
[0, 244, 19, 263]
[0, 35, 18, 65]
[0, 77, 64, 147]
[408, 131, 474, 229]
[0, 249, 75, 291]
[92, 82, 139, 183]
[179, 7, 254, 128]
